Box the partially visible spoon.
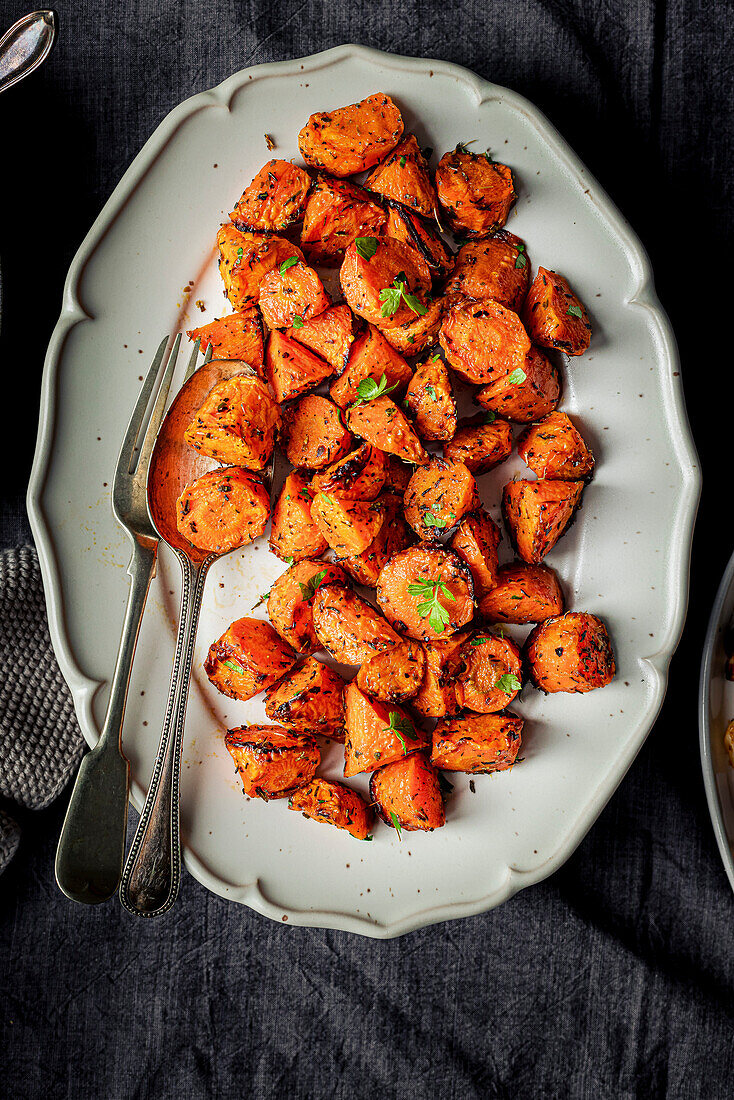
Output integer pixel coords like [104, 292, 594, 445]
[0, 10, 56, 95]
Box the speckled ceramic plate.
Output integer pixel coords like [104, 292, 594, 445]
[28, 45, 700, 937]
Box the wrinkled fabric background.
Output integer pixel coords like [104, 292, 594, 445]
[1, 0, 733, 1096]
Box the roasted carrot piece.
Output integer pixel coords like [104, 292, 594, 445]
[186, 310, 264, 376]
[269, 470, 328, 562]
[336, 492, 413, 587]
[475, 346, 561, 423]
[381, 296, 444, 357]
[343, 682, 428, 777]
[404, 355, 456, 442]
[356, 638, 425, 703]
[300, 177, 387, 264]
[184, 375, 280, 470]
[403, 457, 480, 540]
[283, 394, 352, 470]
[311, 492, 385, 556]
[217, 224, 303, 311]
[369, 752, 446, 831]
[265, 329, 333, 403]
[288, 304, 355, 372]
[205, 618, 297, 701]
[365, 133, 438, 219]
[443, 414, 513, 474]
[383, 454, 412, 493]
[329, 325, 413, 409]
[439, 298, 531, 384]
[340, 237, 431, 330]
[523, 267, 592, 356]
[298, 93, 404, 176]
[524, 612, 615, 693]
[412, 631, 471, 718]
[225, 724, 319, 800]
[346, 395, 428, 465]
[444, 232, 530, 310]
[478, 562, 565, 624]
[502, 478, 584, 564]
[267, 559, 349, 653]
[310, 443, 388, 501]
[312, 584, 401, 665]
[435, 147, 515, 237]
[229, 159, 312, 233]
[259, 259, 330, 330]
[289, 778, 374, 839]
[449, 511, 502, 599]
[376, 544, 475, 642]
[385, 203, 454, 281]
[176, 468, 269, 553]
[454, 631, 522, 713]
[265, 656, 346, 738]
[431, 711, 523, 773]
[517, 411, 595, 480]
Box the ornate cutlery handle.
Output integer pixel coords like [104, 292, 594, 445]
[119, 553, 210, 917]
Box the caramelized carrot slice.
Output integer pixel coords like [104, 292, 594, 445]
[186, 310, 264, 376]
[300, 176, 387, 264]
[340, 237, 431, 330]
[336, 492, 413, 588]
[525, 612, 615, 693]
[517, 411, 595, 480]
[330, 324, 413, 409]
[443, 414, 513, 474]
[369, 752, 446, 831]
[404, 355, 456, 442]
[449, 511, 501, 599]
[478, 562, 565, 624]
[312, 585, 401, 665]
[343, 682, 428, 777]
[475, 346, 561, 423]
[289, 778, 374, 839]
[229, 159, 312, 233]
[412, 631, 471, 718]
[267, 559, 349, 653]
[176, 468, 269, 553]
[269, 470, 328, 563]
[376, 544, 475, 642]
[283, 394, 352, 470]
[205, 618, 297, 701]
[265, 329, 333, 403]
[184, 375, 280, 470]
[403, 457, 480, 539]
[356, 638, 425, 703]
[346, 396, 428, 466]
[502, 478, 584, 564]
[288, 304, 355, 372]
[454, 631, 523, 713]
[259, 259, 330, 330]
[217, 224, 303, 312]
[312, 492, 385, 556]
[435, 148, 515, 237]
[381, 296, 444, 357]
[523, 267, 592, 356]
[225, 724, 319, 800]
[431, 711, 523, 773]
[311, 443, 388, 501]
[439, 298, 531, 384]
[365, 133, 438, 219]
[265, 656, 346, 738]
[385, 204, 454, 281]
[444, 232, 530, 310]
[298, 93, 404, 176]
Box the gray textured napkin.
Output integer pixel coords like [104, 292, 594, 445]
[0, 546, 83, 871]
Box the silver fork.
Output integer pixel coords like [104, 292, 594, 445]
[54, 334, 207, 904]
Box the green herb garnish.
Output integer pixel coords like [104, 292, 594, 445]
[497, 673, 522, 693]
[389, 811, 403, 840]
[426, 384, 438, 402]
[291, 314, 304, 328]
[297, 568, 328, 601]
[567, 304, 583, 319]
[279, 256, 298, 276]
[483, 411, 497, 423]
[384, 711, 417, 755]
[251, 588, 272, 610]
[355, 236, 379, 261]
[407, 577, 456, 634]
[223, 659, 245, 675]
[399, 155, 407, 167]
[350, 372, 398, 408]
[470, 636, 490, 646]
[422, 510, 449, 530]
[379, 275, 428, 318]
[234, 246, 244, 268]
[514, 243, 527, 269]
[507, 367, 527, 385]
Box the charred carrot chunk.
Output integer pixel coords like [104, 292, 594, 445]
[435, 147, 515, 237]
[381, 296, 444, 357]
[502, 479, 584, 564]
[186, 310, 264, 376]
[478, 562, 565, 624]
[454, 631, 522, 713]
[300, 177, 386, 264]
[265, 329, 333, 404]
[517, 411, 595, 481]
[346, 396, 428, 466]
[283, 394, 352, 470]
[312, 585, 401, 665]
[369, 752, 446, 831]
[443, 414, 513, 474]
[225, 724, 319, 800]
[525, 612, 615, 693]
[403, 457, 480, 540]
[343, 682, 428, 777]
[259, 259, 330, 330]
[523, 267, 592, 356]
[450, 511, 502, 600]
[217, 224, 303, 311]
[184, 375, 280, 470]
[412, 631, 471, 718]
[288, 304, 355, 372]
[439, 298, 531, 385]
[444, 232, 530, 310]
[475, 346, 561, 423]
[229, 159, 312, 233]
[298, 93, 404, 176]
[205, 618, 297, 701]
[330, 325, 413, 409]
[431, 711, 523, 773]
[269, 470, 328, 562]
[289, 778, 374, 839]
[404, 355, 456, 442]
[376, 544, 475, 642]
[267, 559, 349, 653]
[311, 443, 388, 501]
[383, 454, 412, 493]
[340, 237, 431, 330]
[365, 133, 438, 219]
[311, 493, 385, 556]
[385, 203, 454, 281]
[356, 638, 425, 703]
[176, 468, 269, 553]
[336, 493, 413, 588]
[265, 657, 346, 739]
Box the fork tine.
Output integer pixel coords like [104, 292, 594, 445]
[116, 335, 170, 477]
[181, 336, 201, 384]
[131, 333, 182, 475]
[203, 343, 214, 364]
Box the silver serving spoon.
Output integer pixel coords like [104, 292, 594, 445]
[0, 10, 56, 95]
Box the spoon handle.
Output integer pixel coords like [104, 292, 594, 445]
[119, 553, 210, 917]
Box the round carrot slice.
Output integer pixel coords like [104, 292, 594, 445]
[229, 159, 312, 233]
[449, 510, 502, 599]
[264, 656, 346, 738]
[439, 298, 531, 384]
[184, 375, 280, 470]
[376, 544, 475, 642]
[356, 639, 426, 703]
[289, 778, 374, 840]
[312, 585, 401, 664]
[259, 259, 330, 329]
[524, 612, 615, 693]
[431, 711, 523, 773]
[443, 414, 513, 474]
[444, 232, 529, 310]
[454, 631, 522, 713]
[225, 724, 320, 800]
[478, 562, 564, 624]
[176, 467, 269, 553]
[205, 618, 297, 701]
[522, 267, 592, 356]
[346, 396, 428, 466]
[298, 93, 404, 176]
[517, 411, 595, 481]
[283, 394, 352, 470]
[435, 148, 515, 237]
[267, 559, 349, 653]
[311, 443, 388, 501]
[340, 237, 431, 330]
[369, 752, 446, 832]
[475, 346, 561, 423]
[403, 457, 480, 540]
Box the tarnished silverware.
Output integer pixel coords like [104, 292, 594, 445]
[0, 10, 56, 95]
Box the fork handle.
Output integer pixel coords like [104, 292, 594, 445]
[119, 553, 210, 917]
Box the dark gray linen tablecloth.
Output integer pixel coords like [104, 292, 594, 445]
[2, 1, 734, 1096]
